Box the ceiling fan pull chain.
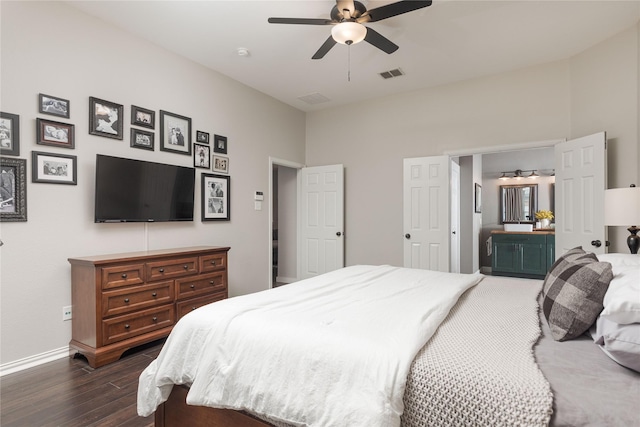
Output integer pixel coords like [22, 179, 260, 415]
[348, 44, 351, 82]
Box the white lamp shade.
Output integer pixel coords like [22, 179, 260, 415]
[604, 187, 640, 225]
[331, 22, 367, 45]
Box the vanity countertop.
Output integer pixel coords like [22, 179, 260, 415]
[491, 229, 555, 235]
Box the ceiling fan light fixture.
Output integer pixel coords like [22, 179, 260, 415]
[331, 22, 367, 45]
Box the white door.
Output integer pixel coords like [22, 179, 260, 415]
[450, 161, 460, 273]
[299, 165, 344, 279]
[403, 156, 450, 271]
[554, 132, 607, 256]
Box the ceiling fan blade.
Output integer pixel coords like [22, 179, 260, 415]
[312, 36, 338, 60]
[357, 0, 431, 23]
[364, 27, 399, 54]
[268, 17, 333, 25]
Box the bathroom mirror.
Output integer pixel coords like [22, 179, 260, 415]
[500, 184, 538, 224]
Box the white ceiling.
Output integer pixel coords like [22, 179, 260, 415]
[66, 1, 640, 112]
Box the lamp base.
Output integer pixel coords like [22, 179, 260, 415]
[627, 226, 639, 254]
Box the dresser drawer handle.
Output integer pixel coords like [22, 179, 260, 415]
[124, 298, 130, 303]
[190, 284, 196, 289]
[121, 273, 128, 279]
[124, 324, 130, 329]
[152, 317, 158, 322]
[209, 280, 215, 285]
[191, 306, 197, 311]
[183, 265, 189, 270]
[152, 292, 157, 297]
[210, 260, 216, 266]
[159, 268, 165, 273]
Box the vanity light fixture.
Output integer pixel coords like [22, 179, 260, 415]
[498, 169, 539, 180]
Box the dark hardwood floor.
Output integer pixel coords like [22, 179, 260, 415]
[0, 339, 165, 427]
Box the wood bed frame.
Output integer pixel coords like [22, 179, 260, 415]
[154, 385, 273, 427]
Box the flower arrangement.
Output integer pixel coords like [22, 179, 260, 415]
[535, 210, 554, 220]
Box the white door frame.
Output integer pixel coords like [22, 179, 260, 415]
[268, 157, 304, 288]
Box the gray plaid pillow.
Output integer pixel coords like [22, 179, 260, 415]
[542, 247, 614, 341]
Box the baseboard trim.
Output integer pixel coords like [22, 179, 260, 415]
[276, 276, 296, 284]
[0, 346, 72, 377]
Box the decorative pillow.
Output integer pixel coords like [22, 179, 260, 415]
[593, 316, 640, 373]
[542, 247, 614, 341]
[596, 254, 640, 324]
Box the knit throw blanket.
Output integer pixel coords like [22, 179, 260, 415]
[401, 276, 553, 427]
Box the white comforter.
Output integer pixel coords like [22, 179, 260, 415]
[137, 265, 482, 427]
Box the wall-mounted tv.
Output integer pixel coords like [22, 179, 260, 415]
[95, 154, 195, 223]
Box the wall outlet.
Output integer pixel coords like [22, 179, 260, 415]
[63, 305, 72, 321]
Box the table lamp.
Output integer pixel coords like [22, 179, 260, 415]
[604, 184, 640, 254]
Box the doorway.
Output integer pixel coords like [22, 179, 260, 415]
[269, 158, 303, 288]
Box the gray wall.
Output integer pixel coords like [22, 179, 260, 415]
[306, 24, 639, 268]
[0, 1, 305, 366]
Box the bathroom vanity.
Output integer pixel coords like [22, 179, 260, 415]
[491, 230, 555, 279]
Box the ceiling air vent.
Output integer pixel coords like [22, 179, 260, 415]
[297, 92, 331, 105]
[379, 68, 405, 79]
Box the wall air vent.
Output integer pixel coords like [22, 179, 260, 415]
[297, 92, 331, 105]
[379, 68, 405, 79]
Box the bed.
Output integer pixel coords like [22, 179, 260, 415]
[138, 254, 639, 427]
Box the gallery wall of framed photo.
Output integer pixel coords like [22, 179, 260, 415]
[0, 93, 232, 223]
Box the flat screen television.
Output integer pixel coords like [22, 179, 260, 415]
[95, 154, 195, 223]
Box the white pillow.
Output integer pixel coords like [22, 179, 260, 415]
[593, 316, 640, 373]
[597, 254, 640, 324]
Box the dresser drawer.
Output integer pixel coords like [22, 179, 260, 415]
[102, 281, 174, 317]
[102, 305, 174, 346]
[199, 252, 227, 273]
[176, 272, 226, 300]
[101, 264, 145, 290]
[176, 293, 226, 320]
[146, 257, 198, 282]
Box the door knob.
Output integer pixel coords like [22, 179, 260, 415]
[452, 231, 456, 235]
[591, 240, 602, 248]
[405, 234, 411, 239]
[336, 232, 342, 236]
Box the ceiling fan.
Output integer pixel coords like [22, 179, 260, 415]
[268, 1, 432, 59]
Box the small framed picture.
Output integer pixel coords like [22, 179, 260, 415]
[160, 110, 191, 155]
[0, 112, 20, 156]
[89, 97, 123, 140]
[130, 128, 154, 151]
[0, 157, 27, 222]
[36, 118, 75, 149]
[196, 131, 209, 143]
[131, 105, 155, 129]
[39, 93, 70, 119]
[213, 134, 227, 154]
[475, 183, 482, 213]
[32, 151, 77, 185]
[201, 173, 230, 221]
[212, 155, 229, 174]
[194, 143, 210, 169]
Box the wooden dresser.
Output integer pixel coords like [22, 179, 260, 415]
[68, 246, 230, 368]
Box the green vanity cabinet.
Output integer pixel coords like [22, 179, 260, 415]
[492, 232, 555, 279]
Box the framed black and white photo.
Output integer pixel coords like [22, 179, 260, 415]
[160, 110, 191, 155]
[131, 105, 155, 129]
[36, 118, 75, 149]
[32, 151, 77, 185]
[201, 173, 230, 221]
[194, 143, 210, 169]
[196, 131, 209, 143]
[212, 155, 229, 174]
[0, 157, 27, 222]
[39, 93, 70, 119]
[475, 183, 482, 213]
[0, 112, 20, 156]
[89, 97, 123, 140]
[130, 128, 154, 151]
[213, 134, 227, 154]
